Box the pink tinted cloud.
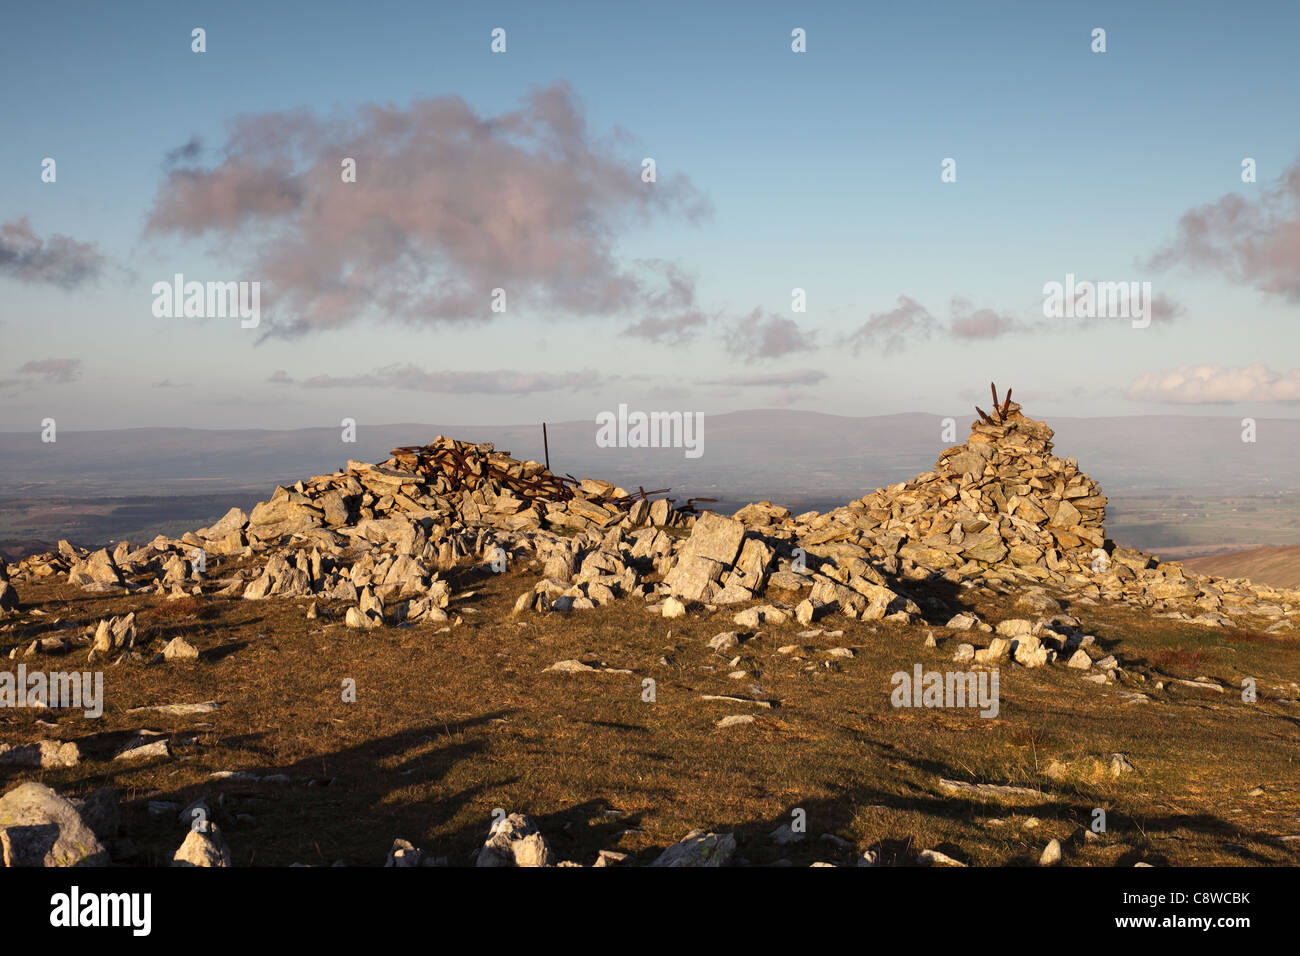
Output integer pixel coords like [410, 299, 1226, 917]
[17, 358, 83, 383]
[145, 84, 712, 336]
[623, 261, 714, 342]
[845, 297, 936, 354]
[845, 288, 1180, 353]
[0, 219, 103, 289]
[1146, 160, 1300, 301]
[948, 297, 1028, 340]
[723, 309, 815, 360]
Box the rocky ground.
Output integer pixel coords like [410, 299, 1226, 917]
[1, 401, 1297, 867]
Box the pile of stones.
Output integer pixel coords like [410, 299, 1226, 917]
[4, 399, 1297, 645]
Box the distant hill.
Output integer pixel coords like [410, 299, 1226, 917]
[1183, 545, 1300, 589]
[2, 410, 1297, 497]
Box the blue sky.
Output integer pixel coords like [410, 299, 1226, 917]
[2, 0, 1298, 429]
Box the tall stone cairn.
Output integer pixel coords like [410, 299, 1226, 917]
[774, 385, 1110, 579]
[920, 397, 1106, 569]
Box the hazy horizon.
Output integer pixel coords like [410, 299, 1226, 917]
[4, 406, 1299, 435]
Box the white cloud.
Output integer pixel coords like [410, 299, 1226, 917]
[1126, 364, 1300, 404]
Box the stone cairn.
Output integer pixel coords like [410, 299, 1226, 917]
[5, 389, 1297, 646]
[782, 383, 1109, 575]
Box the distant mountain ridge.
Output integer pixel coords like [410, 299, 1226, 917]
[2, 410, 1296, 497]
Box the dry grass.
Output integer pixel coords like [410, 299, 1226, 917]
[1146, 648, 1211, 673]
[1, 564, 1297, 867]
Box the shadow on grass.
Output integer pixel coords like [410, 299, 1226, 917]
[12, 702, 1296, 867]
[131, 712, 516, 866]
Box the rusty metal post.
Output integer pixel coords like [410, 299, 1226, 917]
[542, 422, 550, 472]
